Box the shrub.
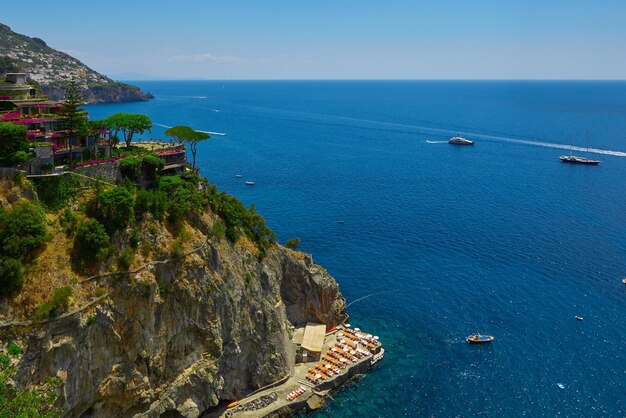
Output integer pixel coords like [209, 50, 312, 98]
[140, 241, 152, 257]
[210, 220, 226, 239]
[85, 314, 96, 326]
[0, 201, 48, 261]
[73, 219, 110, 263]
[59, 207, 77, 234]
[34, 286, 72, 320]
[285, 237, 301, 250]
[135, 189, 167, 220]
[207, 191, 275, 251]
[140, 153, 164, 181]
[129, 227, 141, 248]
[171, 239, 184, 260]
[157, 174, 207, 224]
[119, 153, 164, 182]
[6, 342, 21, 357]
[0, 258, 23, 296]
[31, 175, 79, 211]
[157, 279, 170, 296]
[117, 248, 135, 270]
[119, 156, 141, 180]
[88, 187, 134, 234]
[0, 352, 61, 416]
[243, 272, 254, 287]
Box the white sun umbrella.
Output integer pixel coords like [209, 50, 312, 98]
[337, 332, 344, 337]
[350, 350, 356, 355]
[367, 334, 373, 338]
[354, 327, 361, 332]
[345, 323, 351, 328]
[374, 336, 379, 340]
[340, 358, 347, 363]
[315, 374, 322, 379]
[340, 339, 346, 343]
[331, 347, 337, 352]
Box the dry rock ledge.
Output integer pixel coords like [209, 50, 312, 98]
[2, 217, 357, 417]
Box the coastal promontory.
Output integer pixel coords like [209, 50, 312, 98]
[0, 23, 153, 104]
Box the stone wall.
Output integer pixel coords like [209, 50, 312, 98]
[75, 160, 123, 182]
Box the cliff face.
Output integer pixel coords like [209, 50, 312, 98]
[13, 221, 345, 417]
[0, 23, 153, 104]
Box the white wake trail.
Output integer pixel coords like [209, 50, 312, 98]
[155, 123, 227, 136]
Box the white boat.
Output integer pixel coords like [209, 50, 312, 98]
[235, 174, 243, 178]
[245, 181, 255, 186]
[449, 135, 474, 145]
[559, 132, 600, 165]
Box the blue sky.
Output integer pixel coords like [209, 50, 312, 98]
[3, 0, 626, 80]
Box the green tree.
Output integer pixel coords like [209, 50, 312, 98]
[0, 258, 23, 296]
[73, 219, 110, 262]
[104, 113, 152, 148]
[57, 80, 87, 167]
[88, 187, 135, 234]
[0, 353, 61, 417]
[164, 125, 194, 144]
[0, 201, 48, 261]
[285, 237, 301, 250]
[0, 122, 28, 166]
[164, 125, 210, 171]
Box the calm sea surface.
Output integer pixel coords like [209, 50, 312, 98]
[87, 81, 626, 417]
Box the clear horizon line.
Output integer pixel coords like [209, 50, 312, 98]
[111, 77, 626, 82]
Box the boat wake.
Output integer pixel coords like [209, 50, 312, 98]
[155, 123, 227, 136]
[197, 129, 227, 136]
[426, 140, 448, 144]
[477, 135, 626, 157]
[345, 289, 399, 308]
[237, 105, 626, 157]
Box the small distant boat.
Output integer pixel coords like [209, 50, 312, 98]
[557, 383, 565, 390]
[338, 220, 345, 224]
[621, 277, 626, 284]
[235, 174, 243, 178]
[449, 135, 474, 145]
[226, 400, 239, 409]
[245, 181, 255, 186]
[466, 333, 494, 344]
[575, 316, 584, 321]
[559, 132, 600, 165]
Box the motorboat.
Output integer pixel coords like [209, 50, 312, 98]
[466, 333, 494, 344]
[235, 174, 243, 178]
[449, 135, 474, 145]
[245, 181, 255, 186]
[575, 316, 584, 321]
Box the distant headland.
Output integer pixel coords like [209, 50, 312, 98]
[0, 23, 153, 104]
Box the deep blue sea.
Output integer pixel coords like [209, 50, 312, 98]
[87, 81, 626, 417]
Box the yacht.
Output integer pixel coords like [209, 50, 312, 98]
[245, 181, 256, 186]
[449, 135, 474, 145]
[559, 132, 600, 165]
[559, 155, 600, 165]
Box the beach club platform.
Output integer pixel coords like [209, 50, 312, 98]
[217, 324, 384, 417]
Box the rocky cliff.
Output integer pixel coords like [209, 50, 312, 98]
[0, 175, 346, 417]
[0, 23, 153, 104]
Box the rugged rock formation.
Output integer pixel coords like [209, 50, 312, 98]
[11, 220, 345, 417]
[0, 23, 153, 104]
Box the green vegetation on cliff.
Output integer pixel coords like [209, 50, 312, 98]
[0, 352, 61, 417]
